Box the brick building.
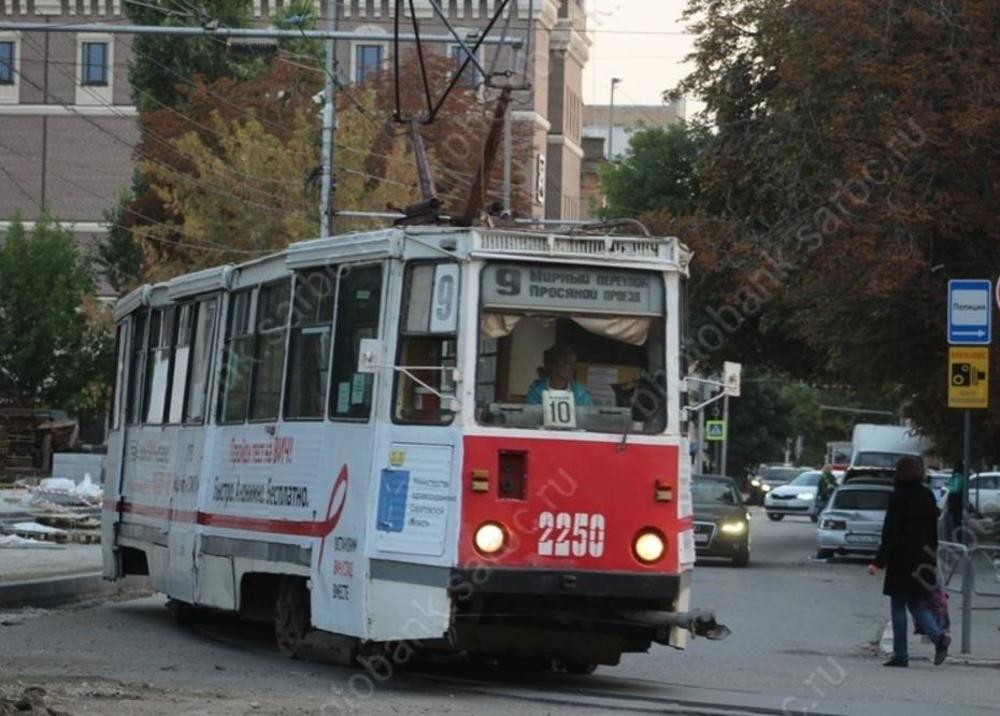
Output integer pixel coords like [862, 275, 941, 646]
[0, 1, 589, 281]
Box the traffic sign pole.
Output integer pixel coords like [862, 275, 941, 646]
[720, 394, 730, 477]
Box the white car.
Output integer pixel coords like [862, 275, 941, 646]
[969, 472, 1000, 514]
[816, 484, 893, 559]
[764, 470, 822, 521]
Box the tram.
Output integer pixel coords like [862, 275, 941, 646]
[102, 226, 727, 671]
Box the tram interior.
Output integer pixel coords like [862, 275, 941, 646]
[474, 312, 667, 433]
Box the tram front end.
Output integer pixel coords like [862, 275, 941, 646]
[445, 257, 727, 668]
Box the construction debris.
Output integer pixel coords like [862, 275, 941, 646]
[22, 475, 102, 509]
[0, 534, 65, 550]
[9, 522, 68, 544]
[0, 687, 68, 716]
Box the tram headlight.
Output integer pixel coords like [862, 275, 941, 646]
[633, 529, 666, 564]
[474, 522, 506, 555]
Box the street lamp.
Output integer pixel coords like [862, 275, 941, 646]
[608, 77, 622, 159]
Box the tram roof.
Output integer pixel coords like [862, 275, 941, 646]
[114, 227, 689, 320]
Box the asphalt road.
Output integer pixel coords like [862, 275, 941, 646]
[1, 509, 999, 715]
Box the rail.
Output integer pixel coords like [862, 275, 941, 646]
[937, 541, 1000, 655]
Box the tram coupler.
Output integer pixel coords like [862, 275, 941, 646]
[621, 608, 732, 642]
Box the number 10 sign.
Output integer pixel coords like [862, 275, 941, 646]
[543, 390, 577, 429]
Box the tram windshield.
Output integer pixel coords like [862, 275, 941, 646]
[475, 263, 667, 434]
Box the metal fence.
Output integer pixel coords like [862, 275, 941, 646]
[938, 540, 1000, 655]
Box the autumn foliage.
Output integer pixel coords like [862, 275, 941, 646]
[672, 0, 1000, 460]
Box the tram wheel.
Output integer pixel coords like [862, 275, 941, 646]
[555, 661, 597, 675]
[275, 578, 311, 658]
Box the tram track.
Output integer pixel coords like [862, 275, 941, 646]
[188, 616, 842, 715]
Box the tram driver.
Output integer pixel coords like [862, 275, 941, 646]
[525, 344, 593, 406]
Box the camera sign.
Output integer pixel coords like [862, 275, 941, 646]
[948, 279, 991, 345]
[948, 347, 989, 409]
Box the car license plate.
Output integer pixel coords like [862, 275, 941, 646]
[695, 533, 710, 545]
[846, 533, 879, 544]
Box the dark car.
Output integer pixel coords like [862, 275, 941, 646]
[692, 474, 751, 567]
[748, 465, 812, 505]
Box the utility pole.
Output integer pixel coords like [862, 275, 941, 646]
[502, 99, 513, 216]
[607, 77, 622, 159]
[319, 2, 340, 237]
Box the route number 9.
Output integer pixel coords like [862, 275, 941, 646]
[429, 264, 459, 332]
[537, 511, 606, 558]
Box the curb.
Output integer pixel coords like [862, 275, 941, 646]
[0, 573, 149, 609]
[879, 620, 1000, 667]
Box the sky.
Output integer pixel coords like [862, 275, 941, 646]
[582, 0, 696, 111]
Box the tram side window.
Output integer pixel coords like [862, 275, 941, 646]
[168, 304, 193, 424]
[393, 263, 459, 425]
[144, 307, 175, 425]
[249, 280, 291, 421]
[184, 299, 218, 423]
[330, 265, 383, 421]
[110, 323, 126, 430]
[219, 290, 255, 423]
[286, 269, 337, 420]
[127, 312, 147, 425]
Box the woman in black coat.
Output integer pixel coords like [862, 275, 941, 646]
[868, 456, 950, 667]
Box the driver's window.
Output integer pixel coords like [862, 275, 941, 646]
[393, 263, 459, 425]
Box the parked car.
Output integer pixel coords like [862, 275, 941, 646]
[748, 465, 812, 505]
[815, 483, 894, 559]
[692, 474, 751, 567]
[968, 472, 1000, 514]
[764, 470, 823, 521]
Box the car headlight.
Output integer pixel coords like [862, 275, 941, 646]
[633, 529, 666, 564]
[751, 478, 761, 487]
[720, 520, 747, 535]
[797, 492, 814, 500]
[474, 522, 506, 555]
[761, 484, 772, 492]
[820, 519, 847, 530]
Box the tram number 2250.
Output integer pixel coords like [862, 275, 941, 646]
[537, 511, 606, 558]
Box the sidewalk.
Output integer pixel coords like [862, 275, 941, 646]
[879, 557, 1000, 666]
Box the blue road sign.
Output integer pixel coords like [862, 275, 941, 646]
[948, 280, 992, 345]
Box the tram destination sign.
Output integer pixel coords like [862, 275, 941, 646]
[482, 264, 663, 315]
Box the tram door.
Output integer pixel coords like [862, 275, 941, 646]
[366, 261, 461, 639]
[166, 298, 218, 603]
[103, 319, 131, 579]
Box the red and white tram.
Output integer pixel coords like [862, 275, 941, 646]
[103, 226, 726, 671]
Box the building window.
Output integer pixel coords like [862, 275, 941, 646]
[450, 45, 481, 88]
[355, 44, 383, 84]
[0, 41, 13, 85]
[81, 41, 109, 87]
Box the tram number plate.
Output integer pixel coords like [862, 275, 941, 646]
[537, 511, 605, 558]
[542, 390, 576, 429]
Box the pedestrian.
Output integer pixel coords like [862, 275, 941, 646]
[813, 464, 838, 517]
[867, 455, 950, 667]
[945, 460, 965, 541]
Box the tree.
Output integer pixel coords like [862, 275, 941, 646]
[674, 0, 1000, 461]
[599, 123, 709, 218]
[724, 372, 795, 479]
[0, 213, 113, 411]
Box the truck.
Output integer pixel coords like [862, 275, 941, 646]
[849, 423, 929, 472]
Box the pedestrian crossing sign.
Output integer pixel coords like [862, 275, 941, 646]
[705, 420, 727, 442]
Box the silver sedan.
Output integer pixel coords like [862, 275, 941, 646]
[815, 484, 893, 559]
